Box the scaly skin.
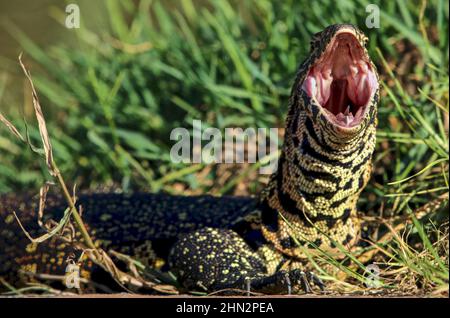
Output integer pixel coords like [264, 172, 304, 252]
[259, 24, 378, 262]
[0, 193, 257, 291]
[169, 24, 379, 292]
[0, 24, 379, 293]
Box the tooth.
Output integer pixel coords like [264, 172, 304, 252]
[303, 75, 317, 97]
[335, 110, 354, 126]
[319, 74, 332, 105]
[367, 70, 377, 91]
[359, 62, 369, 74]
[346, 76, 357, 104]
[355, 105, 364, 119]
[344, 105, 351, 116]
[322, 69, 332, 80]
[356, 74, 367, 105]
[344, 115, 352, 126]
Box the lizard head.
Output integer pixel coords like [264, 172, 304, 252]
[299, 24, 378, 131]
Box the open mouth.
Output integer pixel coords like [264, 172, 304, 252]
[302, 32, 378, 128]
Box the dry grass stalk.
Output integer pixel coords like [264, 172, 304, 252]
[0, 54, 178, 295]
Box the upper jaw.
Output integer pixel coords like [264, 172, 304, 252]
[301, 28, 378, 129]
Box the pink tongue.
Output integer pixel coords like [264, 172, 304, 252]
[324, 79, 349, 115]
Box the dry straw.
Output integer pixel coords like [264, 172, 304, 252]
[0, 54, 178, 295]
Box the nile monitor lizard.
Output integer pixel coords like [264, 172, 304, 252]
[0, 24, 379, 294]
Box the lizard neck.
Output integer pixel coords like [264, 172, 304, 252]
[259, 89, 378, 258]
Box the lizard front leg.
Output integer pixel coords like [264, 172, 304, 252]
[168, 227, 322, 294]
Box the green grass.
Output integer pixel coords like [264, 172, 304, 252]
[0, 0, 448, 295]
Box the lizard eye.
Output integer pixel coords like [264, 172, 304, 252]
[363, 36, 369, 47]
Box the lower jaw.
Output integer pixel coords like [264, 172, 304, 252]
[324, 109, 366, 129]
[315, 104, 367, 132]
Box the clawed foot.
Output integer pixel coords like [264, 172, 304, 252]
[244, 269, 324, 295]
[288, 270, 325, 294]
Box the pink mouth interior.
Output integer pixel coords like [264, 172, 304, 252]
[302, 33, 377, 127]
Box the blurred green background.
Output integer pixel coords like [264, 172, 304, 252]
[0, 0, 448, 219]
